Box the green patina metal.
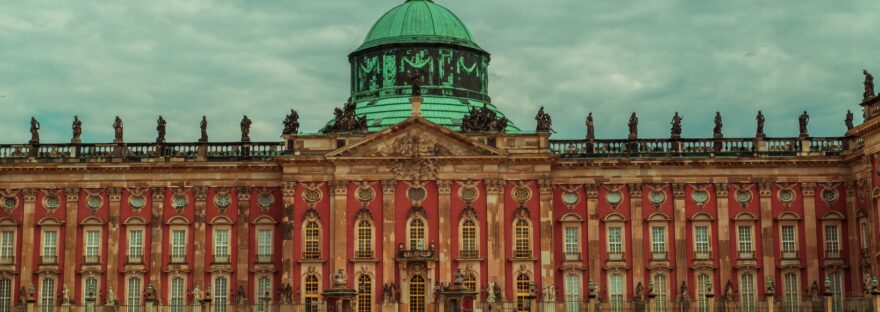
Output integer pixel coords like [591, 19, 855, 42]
[328, 0, 519, 133]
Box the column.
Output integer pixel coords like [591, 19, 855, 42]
[236, 187, 251, 286]
[20, 189, 37, 288]
[672, 184, 688, 296]
[149, 188, 165, 294]
[844, 182, 862, 292]
[758, 183, 777, 289]
[715, 184, 731, 286]
[437, 181, 452, 284]
[381, 181, 397, 285]
[330, 181, 348, 272]
[193, 187, 208, 289]
[281, 182, 297, 284]
[585, 185, 601, 285]
[538, 180, 555, 283]
[107, 188, 122, 298]
[62, 189, 79, 294]
[485, 180, 505, 290]
[629, 184, 644, 284]
[801, 183, 820, 282]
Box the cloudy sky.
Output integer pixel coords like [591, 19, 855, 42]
[1, 0, 878, 143]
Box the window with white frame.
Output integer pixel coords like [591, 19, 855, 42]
[128, 230, 143, 262]
[694, 226, 710, 255]
[0, 277, 11, 312]
[607, 227, 623, 256]
[256, 277, 271, 312]
[171, 230, 186, 260]
[257, 230, 272, 257]
[781, 225, 797, 254]
[0, 231, 14, 263]
[41, 230, 57, 261]
[213, 276, 228, 312]
[782, 273, 799, 312]
[824, 225, 840, 258]
[829, 271, 843, 312]
[563, 227, 579, 255]
[652, 274, 668, 312]
[696, 273, 711, 312]
[40, 277, 55, 312]
[170, 277, 185, 312]
[565, 274, 580, 311]
[84, 230, 100, 262]
[127, 277, 141, 312]
[84, 277, 98, 307]
[740, 272, 756, 312]
[737, 226, 753, 254]
[651, 226, 666, 254]
[214, 229, 230, 259]
[860, 221, 869, 251]
[608, 273, 624, 312]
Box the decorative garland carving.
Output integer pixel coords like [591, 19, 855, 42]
[388, 134, 441, 183]
[301, 183, 324, 208]
[355, 182, 376, 207]
[457, 180, 480, 207]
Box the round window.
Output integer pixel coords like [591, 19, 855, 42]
[512, 187, 531, 202]
[303, 189, 322, 204]
[128, 195, 146, 209]
[214, 194, 231, 209]
[44, 195, 61, 210]
[735, 190, 752, 205]
[172, 195, 188, 209]
[649, 191, 666, 205]
[356, 187, 375, 203]
[562, 192, 579, 205]
[459, 186, 478, 202]
[779, 190, 795, 203]
[258, 194, 274, 208]
[691, 190, 709, 205]
[606, 191, 622, 206]
[821, 189, 837, 203]
[87, 195, 104, 210]
[2, 197, 17, 210]
[408, 187, 427, 202]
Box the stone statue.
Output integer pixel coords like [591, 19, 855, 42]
[765, 277, 775, 294]
[486, 282, 498, 303]
[390, 283, 398, 303]
[453, 269, 465, 285]
[72, 116, 82, 143]
[113, 116, 124, 143]
[240, 115, 252, 142]
[156, 116, 166, 143]
[62, 286, 72, 305]
[799, 111, 810, 137]
[193, 285, 202, 303]
[283, 109, 300, 135]
[18, 287, 27, 305]
[29, 117, 40, 144]
[199, 116, 208, 142]
[462, 104, 508, 132]
[542, 285, 556, 301]
[535, 106, 553, 132]
[383, 284, 392, 303]
[756, 111, 766, 137]
[671, 112, 682, 139]
[276, 283, 293, 304]
[724, 281, 734, 298]
[409, 73, 422, 97]
[106, 288, 116, 305]
[628, 112, 639, 140]
[586, 113, 595, 140]
[846, 110, 854, 130]
[713, 112, 723, 138]
[635, 282, 644, 299]
[144, 283, 157, 303]
[332, 269, 348, 287]
[236, 285, 247, 304]
[680, 282, 688, 297]
[321, 101, 368, 134]
[864, 69, 875, 100]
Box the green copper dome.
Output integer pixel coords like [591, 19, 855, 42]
[356, 0, 482, 52]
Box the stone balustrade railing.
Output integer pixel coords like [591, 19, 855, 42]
[0, 142, 287, 162]
[550, 136, 851, 158]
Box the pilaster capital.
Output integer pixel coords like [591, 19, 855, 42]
[22, 189, 38, 202]
[108, 187, 122, 201]
[193, 187, 209, 201]
[628, 184, 643, 197]
[330, 181, 349, 195]
[437, 181, 452, 195]
[485, 180, 505, 194]
[672, 184, 687, 198]
[584, 184, 599, 199]
[237, 186, 252, 201]
[538, 180, 553, 195]
[846, 182, 856, 196]
[715, 183, 729, 197]
[64, 188, 80, 202]
[381, 180, 397, 195]
[151, 188, 166, 201]
[801, 183, 816, 196]
[281, 182, 297, 197]
[758, 183, 773, 197]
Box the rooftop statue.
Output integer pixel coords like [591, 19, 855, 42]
[29, 117, 40, 144]
[713, 112, 723, 138]
[113, 116, 124, 143]
[756, 111, 766, 138]
[586, 113, 595, 140]
[846, 110, 854, 130]
[322, 101, 368, 134]
[156, 116, 166, 143]
[241, 115, 252, 142]
[535, 106, 553, 132]
[864, 69, 875, 100]
[671, 112, 682, 139]
[461, 104, 507, 132]
[410, 73, 422, 97]
[799, 111, 810, 137]
[283, 109, 300, 135]
[71, 116, 82, 143]
[628, 112, 639, 140]
[200, 116, 208, 143]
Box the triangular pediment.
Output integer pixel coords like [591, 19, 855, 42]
[327, 117, 504, 158]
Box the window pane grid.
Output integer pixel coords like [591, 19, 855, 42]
[304, 222, 320, 259]
[651, 227, 666, 253]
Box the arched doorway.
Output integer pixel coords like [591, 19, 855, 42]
[409, 275, 426, 312]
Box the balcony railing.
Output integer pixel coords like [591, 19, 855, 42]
[607, 251, 625, 261]
[695, 250, 711, 260]
[651, 251, 667, 260]
[213, 255, 230, 264]
[825, 250, 841, 259]
[256, 254, 273, 264]
[0, 256, 13, 265]
[782, 250, 798, 259]
[83, 255, 100, 264]
[550, 136, 849, 159]
[563, 252, 581, 261]
[302, 251, 321, 260]
[127, 255, 144, 264]
[354, 250, 373, 260]
[459, 250, 479, 259]
[513, 250, 532, 259]
[738, 250, 755, 260]
[398, 249, 435, 260]
[0, 141, 289, 162]
[41, 255, 57, 265]
[169, 255, 187, 264]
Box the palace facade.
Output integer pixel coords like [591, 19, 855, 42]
[2, 1, 880, 312]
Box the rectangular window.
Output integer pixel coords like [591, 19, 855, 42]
[651, 226, 666, 253]
[783, 273, 799, 312]
[213, 277, 228, 312]
[694, 226, 710, 253]
[214, 230, 229, 257]
[170, 278, 184, 312]
[824, 225, 840, 257]
[257, 230, 272, 256]
[85, 230, 100, 259]
[564, 227, 579, 255]
[781, 225, 797, 254]
[171, 230, 186, 258]
[737, 226, 753, 252]
[829, 271, 843, 312]
[0, 278, 11, 312]
[128, 230, 143, 259]
[740, 273, 756, 312]
[127, 278, 141, 312]
[652, 274, 667, 312]
[564, 275, 580, 312]
[608, 274, 624, 312]
[860, 222, 869, 251]
[256, 277, 271, 312]
[0, 232, 13, 263]
[42, 231, 57, 257]
[697, 274, 710, 312]
[40, 277, 55, 312]
[607, 227, 623, 255]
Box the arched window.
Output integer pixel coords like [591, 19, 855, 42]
[355, 220, 373, 259]
[256, 277, 271, 312]
[696, 273, 711, 312]
[460, 219, 478, 259]
[213, 276, 228, 312]
[170, 277, 185, 312]
[357, 275, 372, 312]
[740, 273, 756, 312]
[83, 277, 98, 312]
[513, 219, 531, 259]
[652, 274, 668, 312]
[514, 274, 531, 312]
[463, 274, 477, 292]
[127, 277, 142, 312]
[409, 275, 425, 312]
[0, 277, 12, 312]
[303, 221, 321, 260]
[40, 277, 55, 312]
[409, 219, 426, 250]
[304, 275, 320, 312]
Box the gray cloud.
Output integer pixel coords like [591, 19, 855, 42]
[0, 0, 877, 143]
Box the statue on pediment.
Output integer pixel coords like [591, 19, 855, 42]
[283, 109, 300, 135]
[864, 69, 875, 99]
[671, 112, 682, 139]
